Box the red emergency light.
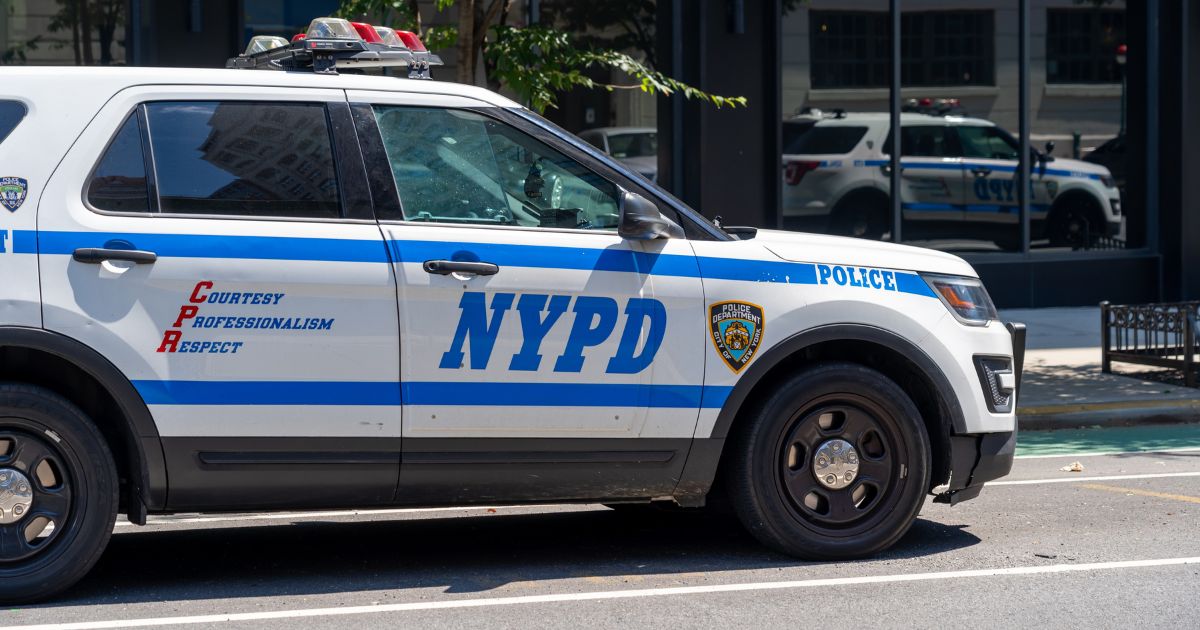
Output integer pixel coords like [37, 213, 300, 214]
[351, 22, 384, 44]
[784, 161, 820, 186]
[291, 33, 306, 42]
[395, 30, 427, 52]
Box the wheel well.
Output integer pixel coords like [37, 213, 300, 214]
[718, 339, 953, 492]
[833, 188, 888, 214]
[0, 345, 144, 518]
[1049, 190, 1105, 224]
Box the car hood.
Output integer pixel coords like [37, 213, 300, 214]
[1040, 157, 1111, 177]
[751, 229, 978, 278]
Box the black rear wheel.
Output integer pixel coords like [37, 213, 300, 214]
[830, 194, 887, 240]
[1047, 196, 1103, 248]
[727, 363, 929, 559]
[0, 384, 118, 604]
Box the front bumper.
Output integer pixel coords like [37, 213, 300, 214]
[935, 322, 1025, 505]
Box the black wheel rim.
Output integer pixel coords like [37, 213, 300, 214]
[774, 394, 907, 537]
[0, 428, 74, 563]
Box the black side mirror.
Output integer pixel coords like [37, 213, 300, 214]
[1044, 140, 1055, 156]
[618, 191, 684, 240]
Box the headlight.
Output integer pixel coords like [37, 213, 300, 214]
[922, 274, 998, 326]
[1100, 175, 1117, 188]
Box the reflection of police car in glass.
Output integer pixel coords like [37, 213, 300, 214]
[0, 18, 1023, 603]
[782, 112, 1122, 247]
[577, 126, 658, 182]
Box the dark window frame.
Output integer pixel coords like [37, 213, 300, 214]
[0, 100, 28, 145]
[1046, 8, 1126, 84]
[810, 9, 995, 89]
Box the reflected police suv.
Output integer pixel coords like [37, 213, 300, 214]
[0, 18, 1023, 603]
[783, 112, 1122, 248]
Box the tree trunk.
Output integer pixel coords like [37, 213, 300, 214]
[456, 0, 476, 84]
[70, 0, 81, 65]
[80, 0, 94, 64]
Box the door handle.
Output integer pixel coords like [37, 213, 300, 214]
[72, 248, 157, 264]
[422, 260, 500, 276]
[971, 167, 992, 177]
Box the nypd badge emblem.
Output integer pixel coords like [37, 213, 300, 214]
[0, 177, 27, 212]
[710, 301, 764, 373]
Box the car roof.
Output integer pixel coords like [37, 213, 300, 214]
[0, 65, 523, 108]
[811, 113, 996, 127]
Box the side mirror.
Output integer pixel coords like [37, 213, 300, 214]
[1044, 140, 1056, 156]
[618, 191, 684, 240]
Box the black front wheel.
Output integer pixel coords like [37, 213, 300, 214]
[727, 363, 930, 559]
[0, 384, 118, 604]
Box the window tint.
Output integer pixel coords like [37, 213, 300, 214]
[957, 125, 1019, 160]
[607, 132, 656, 158]
[0, 101, 26, 145]
[782, 120, 816, 153]
[580, 133, 606, 152]
[373, 106, 621, 230]
[883, 126, 959, 158]
[145, 102, 341, 218]
[785, 125, 866, 154]
[87, 113, 150, 213]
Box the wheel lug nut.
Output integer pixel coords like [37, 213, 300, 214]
[825, 474, 837, 485]
[844, 471, 855, 482]
[13, 505, 23, 516]
[18, 484, 28, 493]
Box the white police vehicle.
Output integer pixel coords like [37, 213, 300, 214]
[0, 19, 1023, 602]
[782, 112, 1122, 247]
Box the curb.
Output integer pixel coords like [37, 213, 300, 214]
[1018, 399, 1200, 431]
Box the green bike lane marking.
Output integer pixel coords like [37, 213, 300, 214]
[1016, 423, 1200, 458]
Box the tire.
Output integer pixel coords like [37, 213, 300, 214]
[830, 193, 887, 240]
[1047, 195, 1103, 249]
[0, 384, 118, 604]
[726, 363, 930, 560]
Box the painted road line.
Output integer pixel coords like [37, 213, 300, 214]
[113, 505, 595, 528]
[5, 557, 1199, 630]
[1016, 447, 1200, 459]
[1079, 483, 1200, 504]
[989, 471, 1200, 486]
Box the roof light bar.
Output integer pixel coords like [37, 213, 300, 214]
[245, 35, 290, 55]
[373, 26, 406, 48]
[226, 18, 443, 79]
[351, 22, 384, 43]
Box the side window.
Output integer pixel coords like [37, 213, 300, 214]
[144, 101, 342, 219]
[87, 113, 150, 213]
[372, 106, 621, 230]
[0, 100, 26, 145]
[883, 126, 960, 158]
[957, 125, 1020, 160]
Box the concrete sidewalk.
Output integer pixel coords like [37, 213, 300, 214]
[1001, 307, 1200, 430]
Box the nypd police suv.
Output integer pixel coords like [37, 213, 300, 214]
[0, 19, 1023, 602]
[782, 112, 1122, 247]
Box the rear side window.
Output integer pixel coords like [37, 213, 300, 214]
[0, 101, 26, 145]
[883, 126, 961, 158]
[785, 125, 867, 154]
[87, 113, 150, 213]
[145, 102, 341, 218]
[87, 102, 343, 219]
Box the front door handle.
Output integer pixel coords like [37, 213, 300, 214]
[971, 167, 992, 177]
[72, 248, 157, 264]
[422, 260, 500, 276]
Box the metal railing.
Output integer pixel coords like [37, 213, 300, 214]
[1101, 301, 1200, 387]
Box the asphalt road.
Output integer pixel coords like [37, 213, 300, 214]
[3, 431, 1199, 630]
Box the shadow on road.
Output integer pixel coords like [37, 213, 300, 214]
[49, 508, 980, 607]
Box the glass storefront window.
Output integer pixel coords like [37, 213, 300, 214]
[781, 0, 1137, 258]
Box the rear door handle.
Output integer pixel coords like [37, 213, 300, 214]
[72, 248, 157, 264]
[422, 260, 500, 276]
[971, 167, 992, 177]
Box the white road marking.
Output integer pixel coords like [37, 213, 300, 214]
[114, 505, 595, 528]
[5, 556, 1198, 630]
[1015, 447, 1200, 459]
[989, 471, 1200, 486]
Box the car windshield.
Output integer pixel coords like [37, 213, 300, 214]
[607, 132, 657, 158]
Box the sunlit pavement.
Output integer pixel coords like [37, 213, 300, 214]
[2, 424, 1199, 630]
